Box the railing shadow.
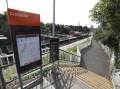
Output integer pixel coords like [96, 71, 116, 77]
[51, 66, 73, 89]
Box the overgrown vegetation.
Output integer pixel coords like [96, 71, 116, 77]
[90, 0, 120, 68]
[2, 65, 16, 82]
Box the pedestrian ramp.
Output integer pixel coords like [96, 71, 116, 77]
[59, 66, 113, 89]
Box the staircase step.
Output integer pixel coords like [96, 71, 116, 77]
[59, 66, 113, 89]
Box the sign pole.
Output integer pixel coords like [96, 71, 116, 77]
[18, 74, 23, 89]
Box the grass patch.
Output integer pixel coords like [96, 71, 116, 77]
[2, 65, 17, 81]
[2, 53, 50, 81]
[42, 53, 49, 65]
[66, 46, 77, 53]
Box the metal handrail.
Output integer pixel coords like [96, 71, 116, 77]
[59, 49, 81, 58]
[0, 49, 81, 89]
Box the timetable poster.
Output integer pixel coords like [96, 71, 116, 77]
[50, 38, 59, 62]
[16, 34, 40, 67]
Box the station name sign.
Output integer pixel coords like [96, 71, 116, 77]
[7, 8, 40, 26]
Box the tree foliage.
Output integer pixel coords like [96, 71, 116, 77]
[0, 13, 11, 42]
[0, 13, 8, 31]
[40, 23, 90, 35]
[90, 0, 120, 68]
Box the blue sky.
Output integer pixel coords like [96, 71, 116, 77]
[0, 0, 98, 27]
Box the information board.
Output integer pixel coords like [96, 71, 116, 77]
[50, 38, 59, 62]
[16, 34, 40, 67]
[7, 8, 42, 74]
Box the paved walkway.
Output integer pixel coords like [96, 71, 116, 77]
[80, 41, 110, 79]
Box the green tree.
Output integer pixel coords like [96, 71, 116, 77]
[0, 13, 8, 30]
[90, 0, 120, 68]
[0, 13, 11, 42]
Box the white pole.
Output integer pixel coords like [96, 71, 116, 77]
[52, 0, 55, 37]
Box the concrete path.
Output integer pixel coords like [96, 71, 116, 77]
[80, 41, 110, 79]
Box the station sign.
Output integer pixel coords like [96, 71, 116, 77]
[7, 8, 42, 74]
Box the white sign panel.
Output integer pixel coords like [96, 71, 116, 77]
[16, 34, 40, 67]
